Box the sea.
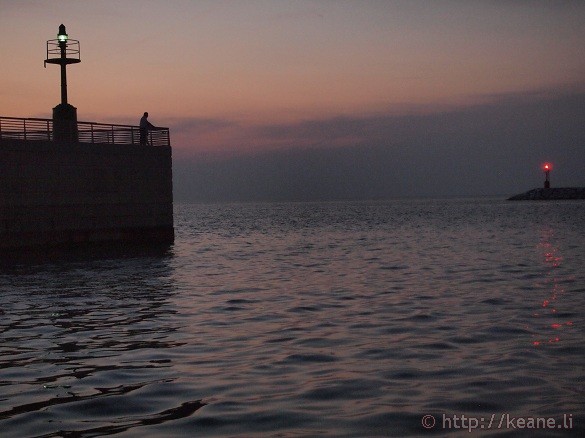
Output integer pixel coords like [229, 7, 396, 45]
[1, 198, 583, 437]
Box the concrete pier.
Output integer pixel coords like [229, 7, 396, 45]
[0, 139, 173, 249]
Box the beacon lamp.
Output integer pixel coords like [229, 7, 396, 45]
[57, 24, 68, 43]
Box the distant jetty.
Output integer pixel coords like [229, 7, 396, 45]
[508, 187, 585, 201]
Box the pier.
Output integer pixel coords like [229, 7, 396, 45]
[0, 116, 174, 249]
[0, 24, 174, 252]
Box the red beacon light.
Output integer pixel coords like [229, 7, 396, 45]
[542, 162, 552, 188]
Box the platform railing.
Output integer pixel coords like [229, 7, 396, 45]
[0, 116, 170, 147]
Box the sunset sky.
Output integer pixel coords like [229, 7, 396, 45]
[1, 0, 584, 200]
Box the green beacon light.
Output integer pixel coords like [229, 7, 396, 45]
[57, 24, 68, 43]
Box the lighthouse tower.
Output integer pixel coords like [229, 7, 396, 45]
[44, 24, 81, 142]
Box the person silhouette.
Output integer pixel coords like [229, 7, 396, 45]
[139, 112, 155, 145]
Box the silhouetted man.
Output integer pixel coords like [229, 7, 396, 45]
[140, 112, 155, 145]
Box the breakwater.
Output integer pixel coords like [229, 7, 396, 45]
[0, 138, 173, 249]
[508, 187, 585, 200]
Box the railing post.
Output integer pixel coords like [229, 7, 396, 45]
[23, 119, 27, 141]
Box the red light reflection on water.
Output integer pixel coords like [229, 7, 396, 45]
[531, 229, 574, 347]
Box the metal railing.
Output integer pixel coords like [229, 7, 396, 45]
[0, 116, 170, 147]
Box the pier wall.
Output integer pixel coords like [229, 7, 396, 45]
[0, 139, 173, 248]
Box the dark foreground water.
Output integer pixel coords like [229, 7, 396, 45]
[1, 199, 584, 437]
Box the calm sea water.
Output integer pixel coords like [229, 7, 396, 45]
[1, 199, 584, 437]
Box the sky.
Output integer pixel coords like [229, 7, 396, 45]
[1, 0, 584, 201]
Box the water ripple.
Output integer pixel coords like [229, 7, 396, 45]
[1, 199, 584, 436]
